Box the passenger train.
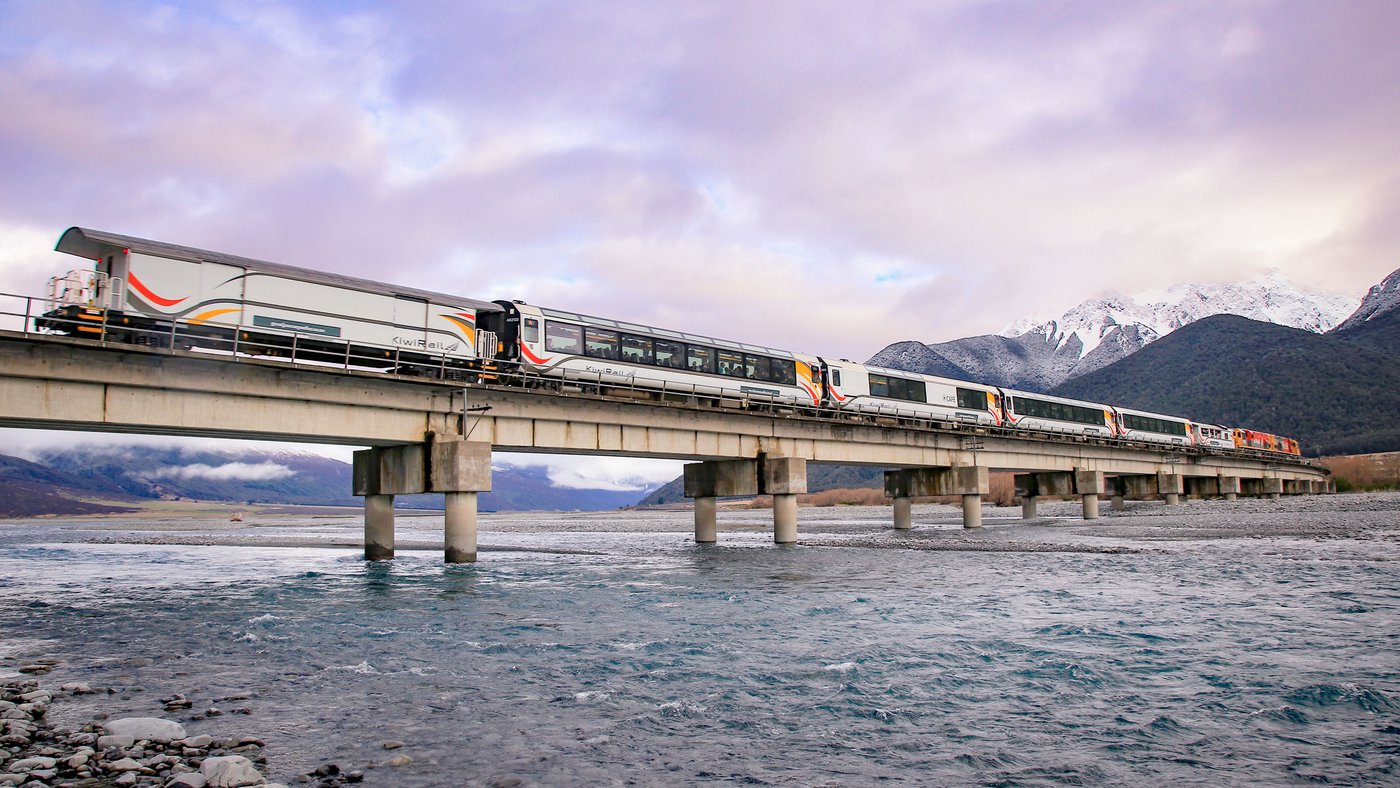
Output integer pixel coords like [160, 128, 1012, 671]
[36, 227, 1304, 456]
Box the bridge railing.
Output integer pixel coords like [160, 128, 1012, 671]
[0, 290, 1319, 467]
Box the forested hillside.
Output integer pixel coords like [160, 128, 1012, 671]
[1051, 313, 1400, 456]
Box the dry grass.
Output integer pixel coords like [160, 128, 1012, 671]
[1318, 452, 1400, 491]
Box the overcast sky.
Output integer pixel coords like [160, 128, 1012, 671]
[2, 1, 1398, 488]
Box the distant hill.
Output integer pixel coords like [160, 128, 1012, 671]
[1050, 312, 1400, 456]
[0, 454, 141, 517]
[7, 446, 651, 517]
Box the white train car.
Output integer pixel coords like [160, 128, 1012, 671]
[495, 301, 824, 406]
[47, 227, 501, 373]
[1001, 388, 1115, 438]
[1189, 422, 1235, 450]
[1114, 406, 1192, 446]
[826, 363, 1002, 426]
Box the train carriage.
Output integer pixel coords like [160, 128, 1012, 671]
[832, 365, 1002, 426]
[1190, 422, 1235, 450]
[491, 301, 824, 406]
[1001, 389, 1115, 438]
[1114, 406, 1192, 446]
[43, 227, 501, 375]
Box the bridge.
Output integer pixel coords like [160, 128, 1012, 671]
[0, 318, 1331, 563]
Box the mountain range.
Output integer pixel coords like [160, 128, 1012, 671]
[0, 446, 651, 518]
[869, 271, 1359, 391]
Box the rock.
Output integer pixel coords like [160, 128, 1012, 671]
[181, 734, 215, 748]
[381, 741, 403, 750]
[168, 773, 209, 788]
[17, 665, 51, 675]
[200, 755, 266, 788]
[104, 717, 187, 743]
[106, 757, 146, 773]
[386, 755, 412, 767]
[115, 772, 139, 786]
[9, 756, 57, 770]
[0, 775, 22, 787]
[66, 751, 91, 768]
[98, 734, 136, 749]
[17, 692, 50, 704]
[60, 682, 95, 695]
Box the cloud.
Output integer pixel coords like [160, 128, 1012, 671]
[144, 461, 296, 482]
[498, 453, 682, 492]
[1, 0, 1396, 361]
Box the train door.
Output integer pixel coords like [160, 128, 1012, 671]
[489, 300, 521, 362]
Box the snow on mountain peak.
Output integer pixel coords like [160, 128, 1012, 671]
[1000, 271, 1355, 358]
[1335, 266, 1400, 331]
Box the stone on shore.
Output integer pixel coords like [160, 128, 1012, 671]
[200, 754, 266, 787]
[103, 716, 188, 743]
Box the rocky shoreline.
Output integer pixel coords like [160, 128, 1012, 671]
[0, 676, 388, 788]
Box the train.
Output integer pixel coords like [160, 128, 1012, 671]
[36, 227, 1304, 457]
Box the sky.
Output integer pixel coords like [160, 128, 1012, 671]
[2, 0, 1398, 491]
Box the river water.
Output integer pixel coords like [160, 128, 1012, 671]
[2, 497, 1398, 786]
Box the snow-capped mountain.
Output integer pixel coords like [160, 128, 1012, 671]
[1000, 271, 1355, 360]
[1334, 267, 1400, 331]
[869, 270, 1360, 392]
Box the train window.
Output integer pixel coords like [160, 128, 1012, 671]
[770, 359, 796, 385]
[831, 369, 842, 387]
[522, 318, 540, 344]
[1016, 396, 1103, 425]
[621, 334, 654, 365]
[687, 345, 716, 374]
[869, 374, 891, 398]
[654, 339, 684, 369]
[544, 322, 583, 354]
[956, 387, 986, 410]
[905, 379, 927, 402]
[584, 327, 620, 360]
[717, 350, 746, 378]
[745, 355, 771, 381]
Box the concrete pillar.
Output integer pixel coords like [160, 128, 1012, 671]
[684, 459, 759, 546]
[1219, 476, 1241, 501]
[444, 491, 478, 563]
[364, 494, 395, 561]
[1263, 478, 1284, 500]
[1021, 496, 1037, 519]
[888, 466, 988, 530]
[962, 494, 983, 529]
[1111, 495, 1126, 510]
[764, 457, 807, 545]
[1075, 471, 1104, 521]
[1082, 494, 1100, 520]
[694, 496, 717, 543]
[1158, 474, 1184, 506]
[774, 494, 798, 544]
[893, 497, 912, 530]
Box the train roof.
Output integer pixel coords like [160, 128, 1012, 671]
[1000, 387, 1113, 411]
[56, 227, 502, 313]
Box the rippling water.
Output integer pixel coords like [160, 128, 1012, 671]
[2, 509, 1399, 786]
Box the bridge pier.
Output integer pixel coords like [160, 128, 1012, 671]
[1263, 478, 1284, 500]
[1220, 476, 1241, 501]
[684, 456, 806, 544]
[355, 438, 493, 563]
[1116, 473, 1183, 505]
[1014, 470, 1102, 520]
[886, 466, 988, 529]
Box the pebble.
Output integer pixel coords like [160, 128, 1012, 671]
[0, 678, 278, 788]
[386, 754, 413, 767]
[382, 740, 404, 749]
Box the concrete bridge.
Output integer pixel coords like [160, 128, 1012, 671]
[0, 330, 1331, 562]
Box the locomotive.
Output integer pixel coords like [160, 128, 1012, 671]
[37, 227, 1303, 457]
